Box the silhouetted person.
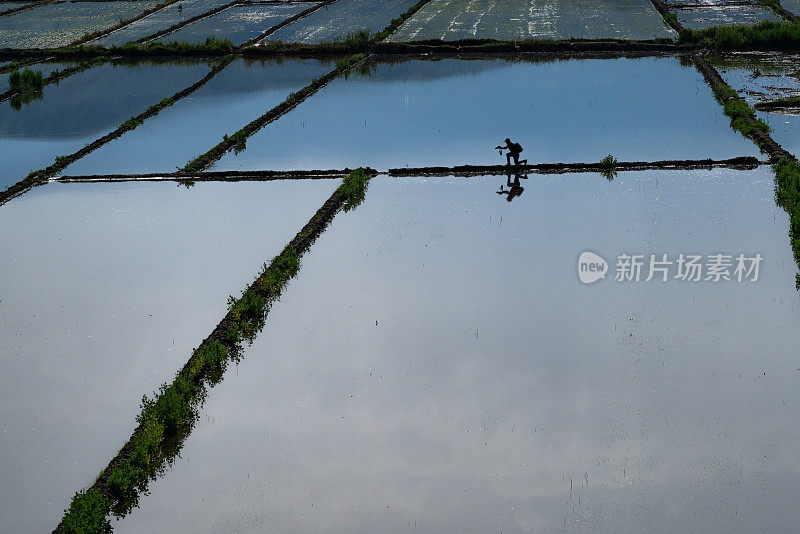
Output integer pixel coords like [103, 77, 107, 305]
[495, 138, 527, 166]
[497, 171, 526, 202]
[177, 3, 182, 14]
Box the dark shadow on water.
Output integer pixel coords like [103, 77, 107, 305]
[496, 170, 526, 202]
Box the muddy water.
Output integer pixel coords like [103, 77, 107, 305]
[62, 58, 334, 176]
[0, 61, 210, 190]
[263, 0, 417, 44]
[214, 57, 759, 172]
[386, 0, 674, 41]
[0, 1, 158, 48]
[157, 3, 313, 45]
[113, 168, 800, 533]
[715, 53, 800, 157]
[0, 178, 339, 532]
[95, 0, 234, 47]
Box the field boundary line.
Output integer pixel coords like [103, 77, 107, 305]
[51, 157, 767, 183]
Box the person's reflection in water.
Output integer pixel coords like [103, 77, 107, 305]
[496, 171, 526, 202]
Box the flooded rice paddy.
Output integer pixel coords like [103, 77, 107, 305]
[0, 61, 211, 189]
[63, 58, 334, 176]
[0, 60, 79, 93]
[214, 57, 758, 172]
[714, 53, 800, 157]
[2, 0, 800, 528]
[262, 0, 418, 44]
[111, 169, 800, 533]
[386, 0, 674, 41]
[0, 179, 340, 532]
[93, 0, 235, 47]
[156, 3, 314, 45]
[0, 1, 158, 48]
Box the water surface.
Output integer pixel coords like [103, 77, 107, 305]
[158, 3, 312, 45]
[0, 1, 158, 48]
[0, 178, 339, 532]
[214, 57, 759, 172]
[63, 58, 334, 176]
[95, 0, 234, 47]
[715, 53, 800, 157]
[387, 0, 674, 41]
[0, 61, 210, 190]
[673, 2, 779, 30]
[114, 168, 800, 533]
[263, 0, 417, 44]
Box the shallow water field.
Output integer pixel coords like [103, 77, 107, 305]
[0, 178, 340, 532]
[780, 0, 800, 15]
[0, 2, 27, 11]
[0, 61, 210, 189]
[262, 0, 417, 44]
[112, 168, 800, 533]
[673, 3, 779, 30]
[63, 58, 333, 176]
[0, 0, 158, 48]
[0, 60, 79, 93]
[157, 3, 313, 45]
[715, 53, 800, 157]
[214, 57, 758, 172]
[386, 0, 674, 42]
[94, 0, 235, 47]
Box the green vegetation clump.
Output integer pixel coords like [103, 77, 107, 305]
[9, 68, 43, 92]
[224, 130, 247, 154]
[339, 168, 370, 211]
[680, 20, 800, 50]
[707, 80, 770, 137]
[8, 68, 44, 110]
[60, 489, 111, 533]
[599, 154, 618, 180]
[773, 158, 800, 285]
[341, 29, 371, 45]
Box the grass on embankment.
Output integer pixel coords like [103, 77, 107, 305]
[773, 158, 800, 285]
[57, 169, 371, 533]
[680, 20, 800, 50]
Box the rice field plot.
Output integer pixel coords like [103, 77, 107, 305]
[213, 57, 758, 173]
[0, 2, 29, 11]
[0, 0, 159, 48]
[0, 178, 340, 532]
[63, 58, 334, 176]
[108, 168, 800, 533]
[385, 0, 674, 42]
[714, 52, 800, 160]
[0, 60, 211, 189]
[666, 0, 780, 30]
[94, 0, 234, 47]
[779, 0, 800, 15]
[156, 2, 315, 45]
[262, 0, 418, 44]
[0, 60, 79, 93]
